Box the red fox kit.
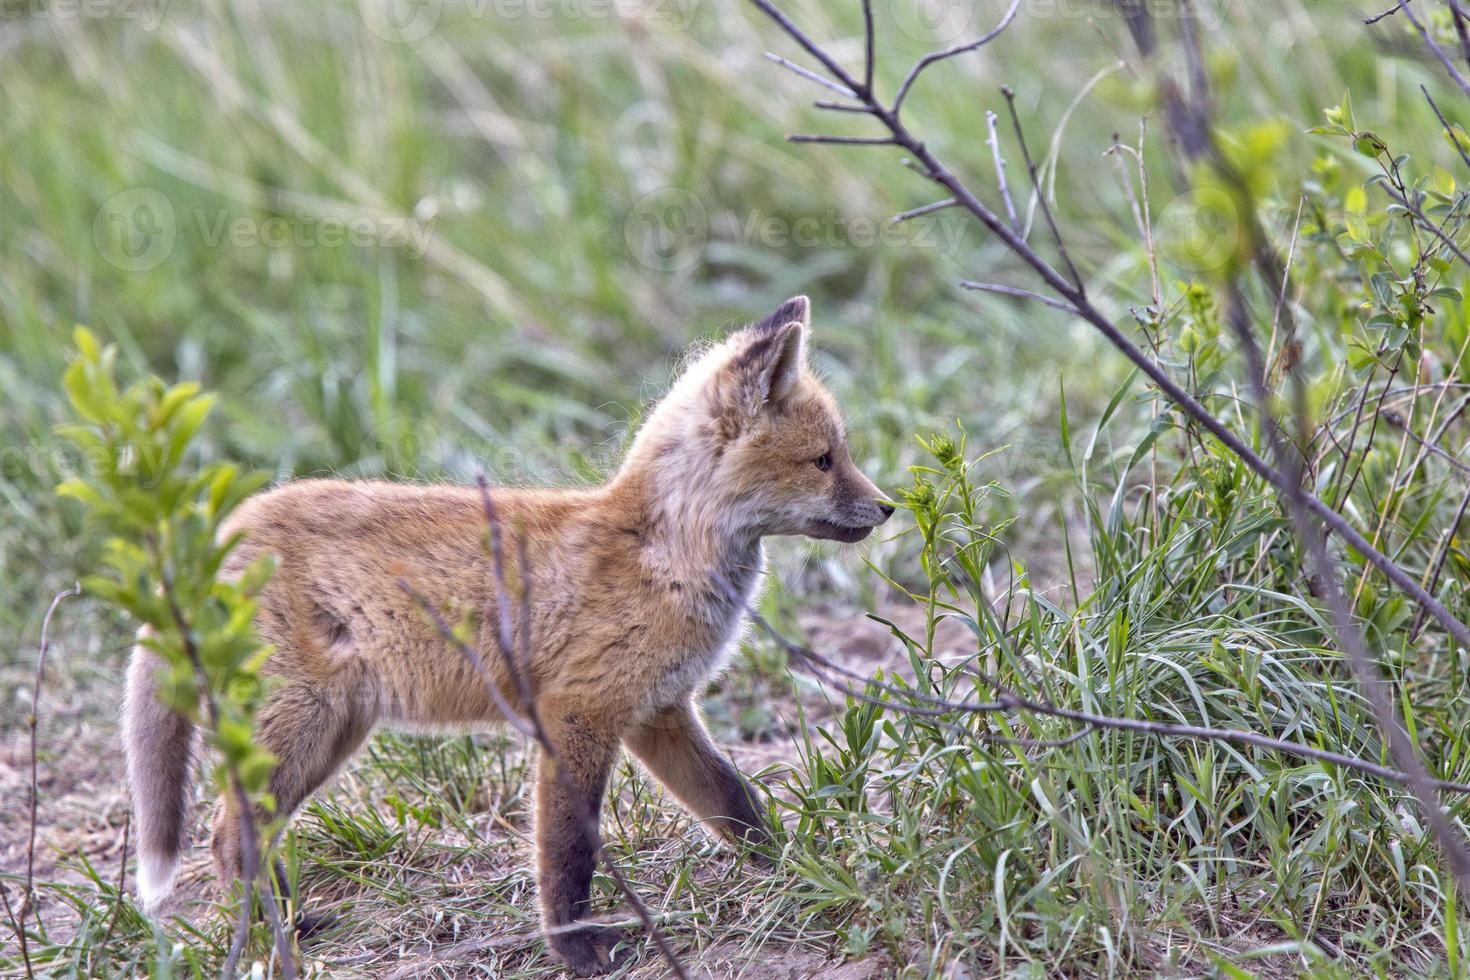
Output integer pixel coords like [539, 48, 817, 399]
[124, 296, 893, 974]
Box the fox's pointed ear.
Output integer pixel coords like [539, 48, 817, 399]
[729, 297, 809, 413]
[749, 295, 811, 337]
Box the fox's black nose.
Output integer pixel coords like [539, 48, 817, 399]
[877, 501, 896, 519]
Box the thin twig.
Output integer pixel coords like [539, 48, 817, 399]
[1411, 481, 1470, 642]
[763, 52, 855, 97]
[1422, 85, 1470, 172]
[97, 813, 132, 958]
[1000, 85, 1087, 295]
[739, 604, 1470, 794]
[1365, 0, 1414, 23]
[986, 110, 1020, 233]
[891, 198, 957, 223]
[1380, 408, 1470, 477]
[787, 134, 896, 145]
[745, 0, 1470, 660]
[162, 579, 297, 979]
[959, 280, 1077, 311]
[399, 476, 692, 978]
[891, 0, 1023, 116]
[1394, 0, 1470, 97]
[6, 583, 82, 979]
[860, 0, 874, 96]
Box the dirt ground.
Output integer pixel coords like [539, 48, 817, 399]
[1, 600, 951, 977]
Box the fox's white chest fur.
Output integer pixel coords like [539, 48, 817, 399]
[644, 543, 765, 708]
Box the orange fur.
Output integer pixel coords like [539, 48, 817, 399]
[124, 296, 893, 974]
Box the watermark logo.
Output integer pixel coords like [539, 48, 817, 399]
[359, 0, 442, 42]
[358, 0, 700, 41]
[0, 0, 170, 30]
[93, 188, 437, 271]
[94, 188, 177, 272]
[1158, 186, 1239, 273]
[625, 187, 709, 273]
[888, 0, 979, 46]
[623, 187, 974, 272]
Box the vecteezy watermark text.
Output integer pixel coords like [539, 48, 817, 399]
[93, 188, 436, 272]
[624, 188, 972, 272]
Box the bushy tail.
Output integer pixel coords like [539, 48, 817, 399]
[123, 628, 198, 912]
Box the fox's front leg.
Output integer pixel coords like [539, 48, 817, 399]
[535, 708, 624, 976]
[623, 700, 770, 855]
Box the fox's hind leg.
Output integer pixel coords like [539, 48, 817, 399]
[623, 699, 769, 852]
[210, 677, 373, 914]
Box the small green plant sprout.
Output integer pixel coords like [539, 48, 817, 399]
[55, 327, 291, 972]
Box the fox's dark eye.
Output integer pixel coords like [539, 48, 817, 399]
[814, 452, 833, 472]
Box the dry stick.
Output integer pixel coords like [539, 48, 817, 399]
[1422, 85, 1470, 172]
[1000, 85, 1086, 295]
[1412, 482, 1470, 642]
[1366, 0, 1416, 23]
[1168, 2, 1470, 892]
[739, 603, 1470, 794]
[959, 280, 1075, 311]
[859, 0, 874, 97]
[986, 110, 1020, 233]
[746, 0, 1470, 890]
[891, 0, 1022, 113]
[479, 488, 690, 980]
[396, 476, 690, 979]
[744, 0, 1470, 659]
[891, 198, 958, 223]
[1450, 0, 1470, 74]
[397, 577, 689, 977]
[2, 584, 82, 980]
[160, 581, 297, 980]
[1382, 408, 1470, 477]
[1395, 0, 1470, 98]
[97, 814, 132, 959]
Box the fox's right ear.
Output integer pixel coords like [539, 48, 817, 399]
[713, 296, 811, 426]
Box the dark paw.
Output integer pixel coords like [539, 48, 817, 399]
[292, 908, 338, 941]
[549, 923, 631, 976]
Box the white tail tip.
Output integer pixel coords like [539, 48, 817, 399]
[136, 849, 178, 913]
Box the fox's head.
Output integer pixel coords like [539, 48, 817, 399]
[623, 296, 893, 546]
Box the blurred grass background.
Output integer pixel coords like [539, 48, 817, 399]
[0, 0, 1418, 657]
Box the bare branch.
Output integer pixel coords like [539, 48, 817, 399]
[738, 602, 1470, 794]
[743, 0, 1470, 660]
[891, 0, 1023, 116]
[986, 110, 1020, 233]
[787, 134, 896, 145]
[891, 198, 957, 223]
[1365, 0, 1414, 23]
[861, 0, 875, 96]
[1000, 85, 1087, 295]
[959, 280, 1077, 311]
[2, 583, 81, 979]
[1421, 85, 1470, 172]
[752, 2, 863, 95]
[763, 52, 856, 97]
[399, 476, 693, 979]
[1394, 0, 1470, 97]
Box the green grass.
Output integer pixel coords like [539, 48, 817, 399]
[6, 0, 1470, 976]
